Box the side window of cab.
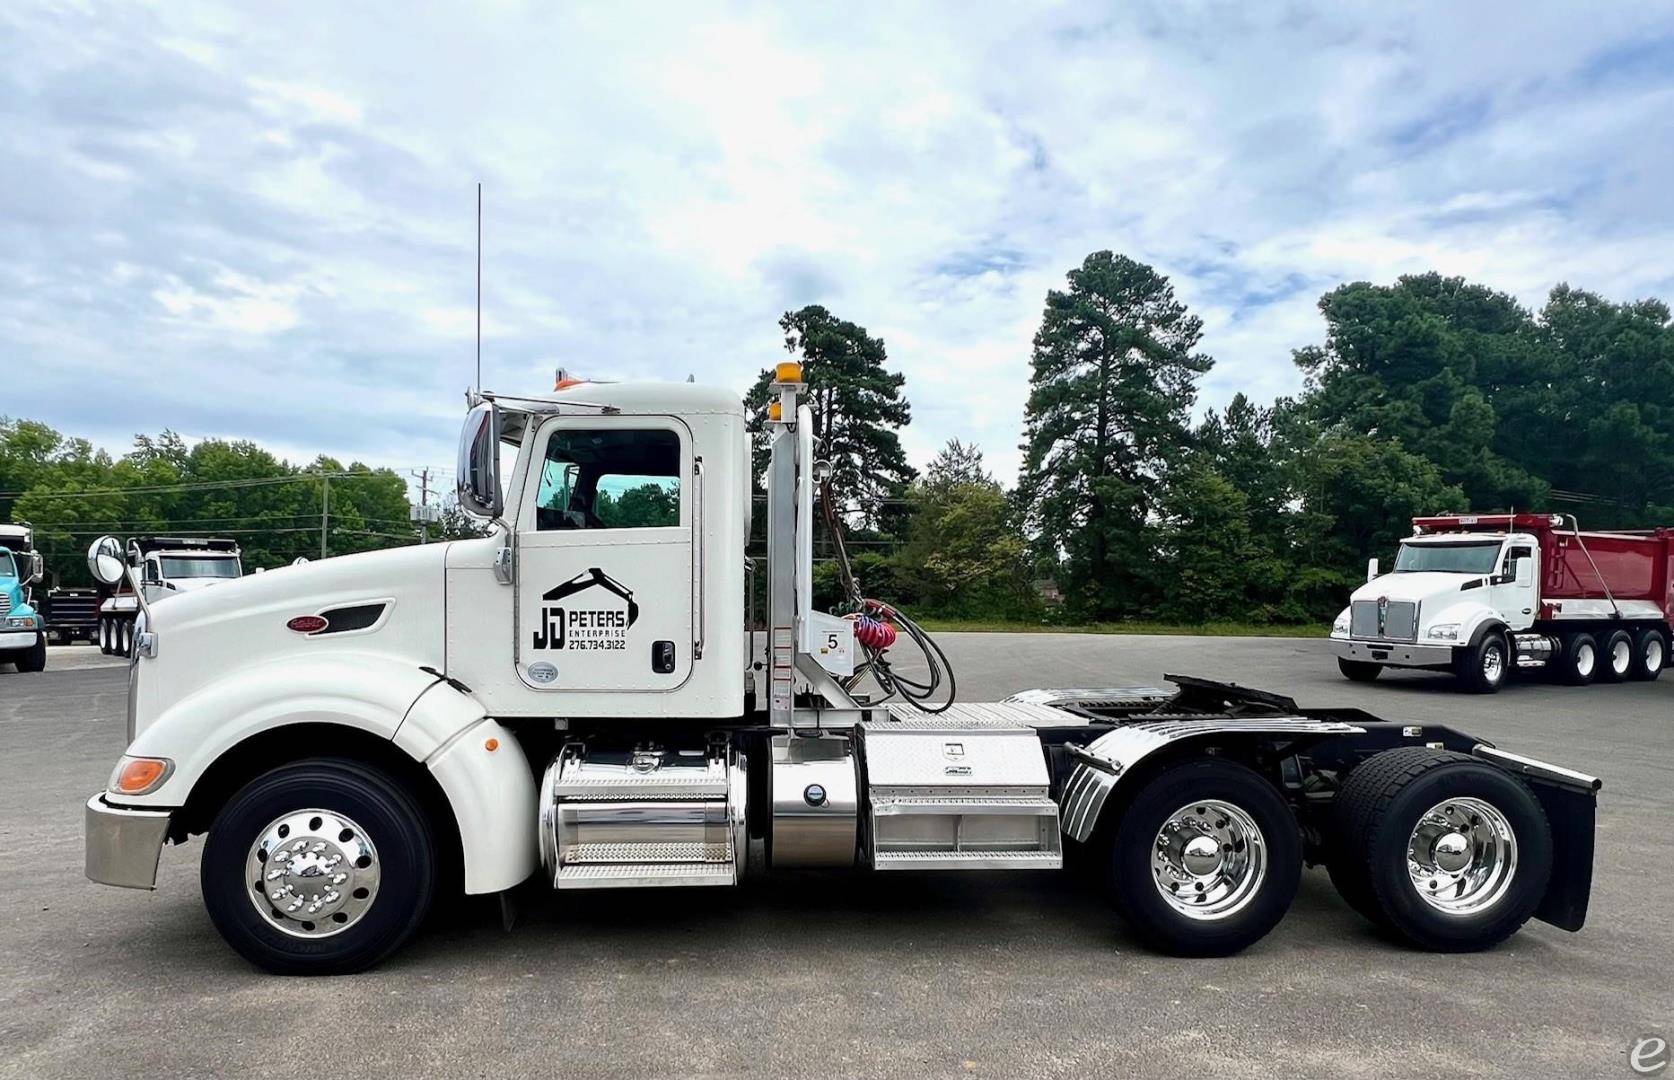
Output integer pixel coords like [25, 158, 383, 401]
[534, 428, 681, 531]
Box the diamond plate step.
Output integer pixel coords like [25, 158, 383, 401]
[871, 850, 1063, 871]
[555, 862, 737, 889]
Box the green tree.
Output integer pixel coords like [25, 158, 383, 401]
[1017, 252, 1212, 617]
[744, 305, 916, 529]
[891, 440, 1031, 616]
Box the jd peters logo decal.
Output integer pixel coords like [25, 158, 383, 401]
[532, 567, 640, 652]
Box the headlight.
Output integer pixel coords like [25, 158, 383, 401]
[1331, 609, 1351, 636]
[1427, 623, 1461, 641]
[4, 615, 37, 629]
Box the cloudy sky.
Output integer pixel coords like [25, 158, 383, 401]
[7, 2, 1674, 487]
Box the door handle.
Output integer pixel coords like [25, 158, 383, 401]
[692, 456, 705, 660]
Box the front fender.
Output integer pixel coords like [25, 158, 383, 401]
[400, 679, 538, 893]
[124, 654, 444, 808]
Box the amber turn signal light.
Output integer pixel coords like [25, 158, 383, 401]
[113, 757, 172, 795]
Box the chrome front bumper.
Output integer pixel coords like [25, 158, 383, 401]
[85, 793, 171, 890]
[1331, 637, 1455, 667]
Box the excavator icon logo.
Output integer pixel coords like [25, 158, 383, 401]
[532, 568, 640, 651]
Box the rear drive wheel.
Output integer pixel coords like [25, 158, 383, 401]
[201, 758, 437, 975]
[1331, 748, 1551, 952]
[1555, 632, 1597, 685]
[1337, 658, 1382, 683]
[1630, 627, 1668, 681]
[1452, 633, 1507, 694]
[97, 619, 110, 654]
[120, 620, 133, 658]
[1108, 759, 1301, 956]
[1598, 629, 1633, 683]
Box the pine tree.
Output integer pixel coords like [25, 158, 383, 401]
[1017, 252, 1211, 617]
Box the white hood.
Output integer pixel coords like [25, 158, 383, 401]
[1351, 572, 1480, 605]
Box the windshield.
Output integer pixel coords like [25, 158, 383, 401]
[1394, 541, 1501, 575]
[0, 550, 14, 580]
[160, 556, 241, 579]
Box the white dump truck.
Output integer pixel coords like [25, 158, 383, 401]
[85, 368, 1602, 974]
[1331, 514, 1673, 693]
[94, 536, 243, 656]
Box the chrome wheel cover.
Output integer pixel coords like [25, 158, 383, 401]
[1481, 644, 1504, 683]
[246, 809, 381, 938]
[1150, 799, 1267, 920]
[1406, 797, 1517, 916]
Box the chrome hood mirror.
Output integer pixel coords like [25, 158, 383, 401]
[457, 401, 504, 519]
[87, 535, 127, 587]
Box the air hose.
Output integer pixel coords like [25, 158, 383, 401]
[819, 478, 956, 712]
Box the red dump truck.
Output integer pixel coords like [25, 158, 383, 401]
[1331, 513, 1673, 692]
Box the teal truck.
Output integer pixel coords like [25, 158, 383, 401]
[0, 523, 47, 672]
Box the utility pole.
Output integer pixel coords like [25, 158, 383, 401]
[320, 475, 330, 559]
[410, 467, 432, 544]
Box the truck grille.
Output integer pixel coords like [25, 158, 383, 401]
[0, 593, 10, 616]
[1350, 599, 1418, 642]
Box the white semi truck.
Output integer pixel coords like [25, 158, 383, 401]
[1331, 514, 1673, 693]
[95, 536, 243, 656]
[85, 369, 1602, 974]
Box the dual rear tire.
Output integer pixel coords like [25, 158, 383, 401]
[1328, 748, 1551, 951]
[1107, 760, 1301, 957]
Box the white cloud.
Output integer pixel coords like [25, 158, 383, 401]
[5, 2, 1674, 484]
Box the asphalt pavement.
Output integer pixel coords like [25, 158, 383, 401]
[0, 635, 1668, 1079]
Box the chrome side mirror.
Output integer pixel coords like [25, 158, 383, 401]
[87, 535, 127, 587]
[28, 552, 44, 584]
[456, 401, 504, 519]
[1366, 557, 1380, 583]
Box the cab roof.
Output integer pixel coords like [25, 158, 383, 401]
[481, 380, 745, 418]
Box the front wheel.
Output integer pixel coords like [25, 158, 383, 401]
[1108, 759, 1302, 956]
[201, 758, 438, 975]
[1331, 748, 1551, 952]
[15, 633, 46, 673]
[1337, 658, 1382, 683]
[1452, 633, 1507, 694]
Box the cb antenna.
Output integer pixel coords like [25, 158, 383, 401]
[475, 181, 482, 393]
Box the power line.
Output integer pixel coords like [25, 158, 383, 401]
[0, 470, 400, 501]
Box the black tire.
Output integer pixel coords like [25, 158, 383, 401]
[120, 620, 133, 658]
[1337, 658, 1382, 683]
[1554, 632, 1597, 685]
[1630, 626, 1668, 682]
[15, 634, 46, 673]
[97, 619, 109, 655]
[1108, 759, 1302, 957]
[1597, 629, 1633, 683]
[202, 758, 438, 975]
[1331, 748, 1551, 952]
[1452, 632, 1507, 694]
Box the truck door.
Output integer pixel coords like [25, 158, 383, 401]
[1491, 542, 1538, 630]
[513, 416, 696, 692]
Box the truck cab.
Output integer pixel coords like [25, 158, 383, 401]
[82, 375, 1604, 974]
[0, 524, 47, 673]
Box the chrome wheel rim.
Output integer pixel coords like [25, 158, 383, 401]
[245, 809, 380, 938]
[1482, 645, 1503, 683]
[1575, 642, 1595, 678]
[1610, 639, 1631, 675]
[1150, 799, 1267, 920]
[1407, 797, 1517, 916]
